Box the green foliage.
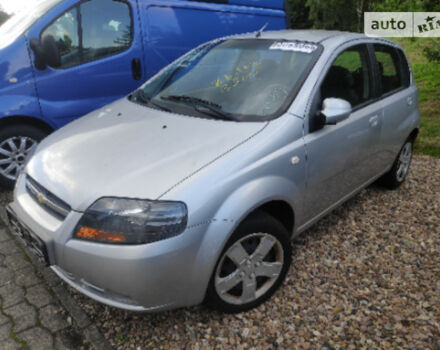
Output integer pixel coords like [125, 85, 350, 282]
[288, 0, 440, 32]
[420, 0, 440, 11]
[373, 0, 440, 11]
[393, 38, 440, 157]
[423, 43, 440, 63]
[373, 0, 424, 11]
[305, 0, 377, 32]
[288, 0, 312, 29]
[333, 51, 362, 71]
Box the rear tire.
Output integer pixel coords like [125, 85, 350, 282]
[206, 211, 292, 313]
[379, 138, 414, 190]
[0, 125, 48, 189]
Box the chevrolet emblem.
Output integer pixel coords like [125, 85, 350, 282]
[37, 193, 47, 205]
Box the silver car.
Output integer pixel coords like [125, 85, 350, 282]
[6, 30, 419, 313]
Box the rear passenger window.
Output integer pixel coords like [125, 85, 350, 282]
[374, 44, 402, 95]
[321, 44, 372, 108]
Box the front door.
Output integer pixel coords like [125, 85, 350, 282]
[303, 43, 383, 221]
[28, 0, 144, 128]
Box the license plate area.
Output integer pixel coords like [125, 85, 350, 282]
[6, 207, 49, 266]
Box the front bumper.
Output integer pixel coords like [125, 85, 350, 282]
[51, 265, 172, 311]
[5, 175, 214, 311]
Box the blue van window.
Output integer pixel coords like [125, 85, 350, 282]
[41, 0, 132, 69]
[42, 8, 80, 68]
[80, 0, 132, 63]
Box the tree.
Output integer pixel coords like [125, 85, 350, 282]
[288, 0, 312, 29]
[306, 0, 378, 32]
[372, 0, 440, 11]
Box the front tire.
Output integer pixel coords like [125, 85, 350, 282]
[379, 138, 414, 190]
[0, 125, 48, 189]
[206, 211, 292, 313]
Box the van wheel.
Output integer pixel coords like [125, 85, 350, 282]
[206, 211, 292, 313]
[0, 125, 48, 189]
[379, 138, 414, 190]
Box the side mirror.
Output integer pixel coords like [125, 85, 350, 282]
[29, 35, 61, 70]
[29, 38, 46, 70]
[42, 35, 61, 68]
[321, 98, 352, 125]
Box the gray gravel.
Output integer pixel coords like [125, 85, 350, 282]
[1, 155, 439, 349]
[0, 189, 12, 207]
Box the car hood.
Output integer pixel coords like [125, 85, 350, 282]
[26, 98, 266, 211]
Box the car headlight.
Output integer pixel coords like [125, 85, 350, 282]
[74, 197, 187, 244]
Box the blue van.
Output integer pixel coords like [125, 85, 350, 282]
[0, 0, 288, 187]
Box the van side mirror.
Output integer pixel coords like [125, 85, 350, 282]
[321, 98, 352, 125]
[42, 35, 61, 68]
[29, 35, 61, 70]
[30, 38, 46, 70]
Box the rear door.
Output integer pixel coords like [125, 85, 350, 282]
[372, 44, 418, 168]
[28, 0, 144, 128]
[303, 43, 383, 221]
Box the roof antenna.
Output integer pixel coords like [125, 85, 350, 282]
[255, 23, 268, 38]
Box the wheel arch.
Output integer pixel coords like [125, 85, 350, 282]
[408, 127, 419, 142]
[189, 176, 299, 306]
[250, 200, 295, 235]
[0, 116, 54, 134]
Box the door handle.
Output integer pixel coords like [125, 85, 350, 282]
[131, 58, 142, 81]
[406, 96, 413, 106]
[369, 115, 379, 128]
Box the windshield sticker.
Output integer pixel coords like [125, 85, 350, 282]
[269, 42, 318, 54]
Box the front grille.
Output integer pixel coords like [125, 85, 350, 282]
[25, 176, 71, 219]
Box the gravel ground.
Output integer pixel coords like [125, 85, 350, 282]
[0, 188, 11, 207]
[1, 155, 439, 349]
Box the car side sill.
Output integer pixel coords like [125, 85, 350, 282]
[293, 165, 392, 238]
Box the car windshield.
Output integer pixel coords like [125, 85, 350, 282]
[0, 0, 61, 49]
[133, 39, 321, 122]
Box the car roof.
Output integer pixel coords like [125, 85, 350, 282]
[233, 29, 399, 50]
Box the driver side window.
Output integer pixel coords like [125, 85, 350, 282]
[310, 44, 373, 132]
[321, 44, 372, 108]
[42, 8, 79, 68]
[41, 0, 132, 69]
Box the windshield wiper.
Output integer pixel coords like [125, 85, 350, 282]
[131, 91, 173, 113]
[160, 95, 238, 121]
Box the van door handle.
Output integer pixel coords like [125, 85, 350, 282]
[406, 96, 413, 106]
[131, 58, 142, 81]
[369, 115, 379, 128]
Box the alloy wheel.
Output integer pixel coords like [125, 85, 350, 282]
[0, 136, 37, 181]
[396, 142, 412, 182]
[215, 233, 284, 305]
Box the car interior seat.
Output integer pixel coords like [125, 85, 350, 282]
[321, 65, 359, 106]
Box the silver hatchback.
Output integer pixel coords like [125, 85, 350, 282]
[6, 30, 419, 313]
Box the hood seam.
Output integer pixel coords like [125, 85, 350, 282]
[157, 122, 270, 199]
